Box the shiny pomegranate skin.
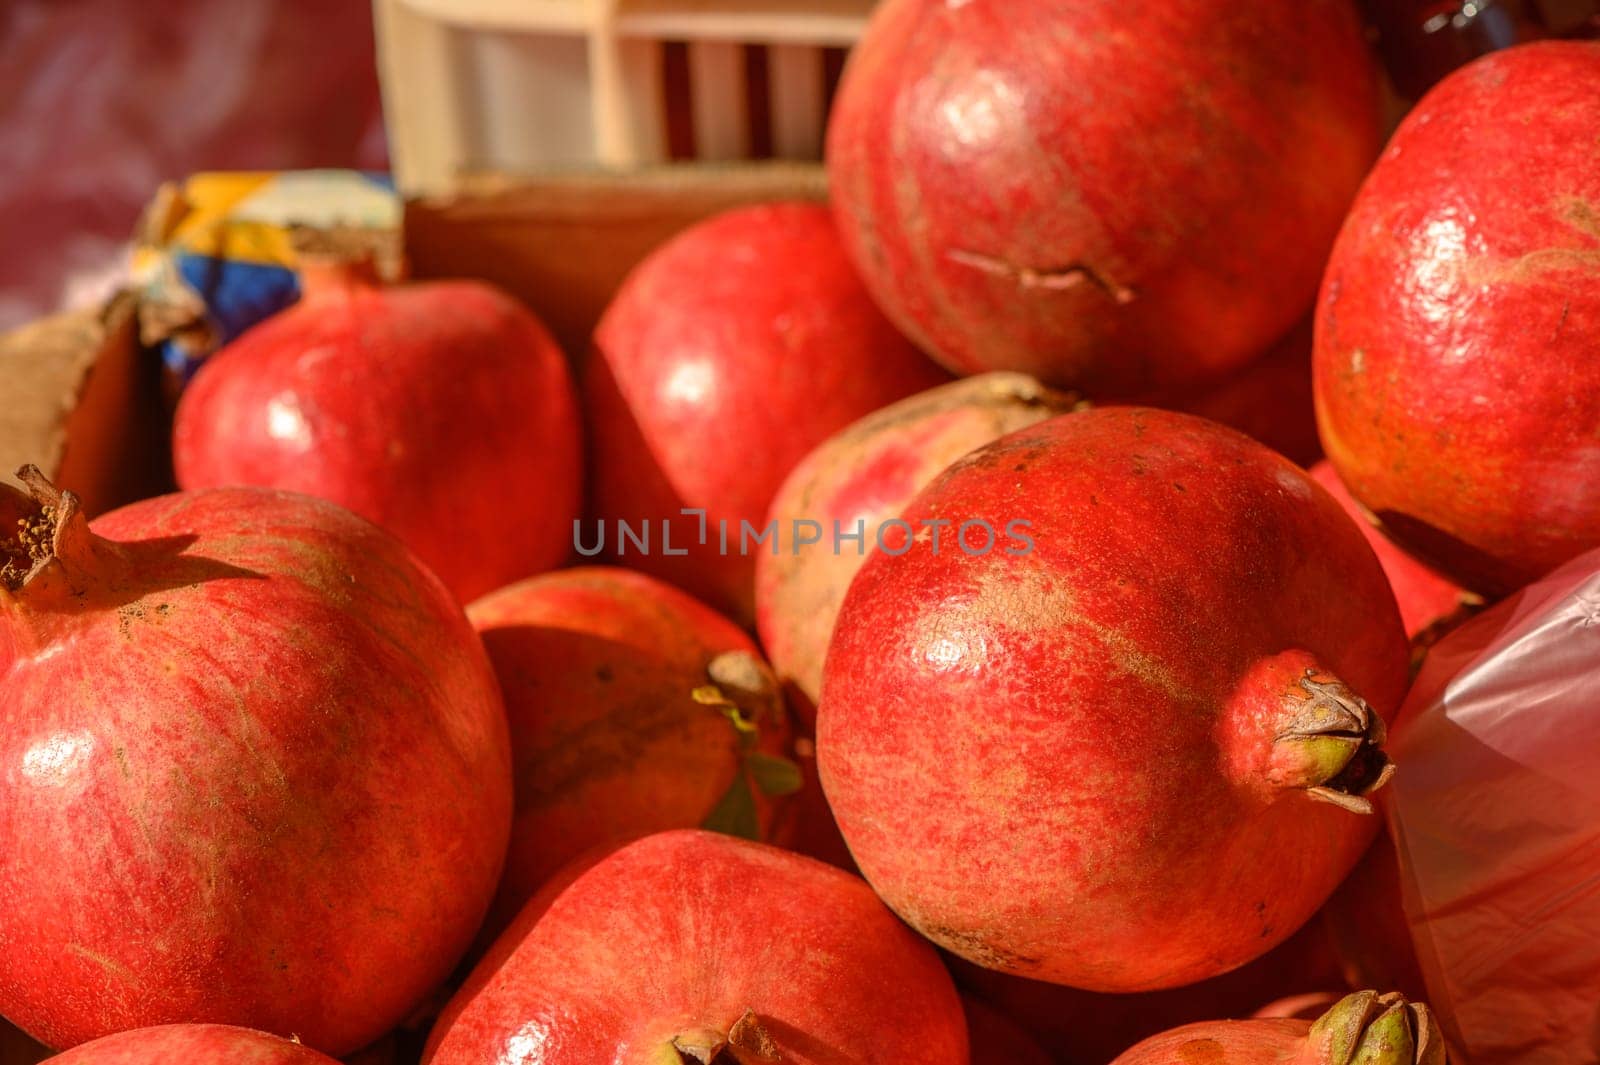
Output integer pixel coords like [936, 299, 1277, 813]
[0, 476, 512, 1056]
[585, 202, 949, 622]
[827, 0, 1382, 396]
[44, 1025, 340, 1064]
[1315, 41, 1600, 595]
[756, 372, 1079, 717]
[424, 831, 968, 1065]
[818, 408, 1410, 991]
[173, 266, 581, 603]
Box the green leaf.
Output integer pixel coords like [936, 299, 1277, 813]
[701, 773, 760, 841]
[745, 753, 803, 797]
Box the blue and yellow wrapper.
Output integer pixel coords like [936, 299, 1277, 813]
[133, 170, 400, 395]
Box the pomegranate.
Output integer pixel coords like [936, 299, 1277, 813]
[0, 469, 512, 1055]
[466, 567, 795, 940]
[173, 259, 581, 603]
[962, 997, 1051, 1065]
[951, 916, 1347, 1065]
[756, 373, 1081, 718]
[423, 830, 968, 1065]
[1161, 319, 1322, 468]
[1108, 991, 1445, 1065]
[44, 1026, 340, 1064]
[1307, 463, 1478, 647]
[826, 0, 1382, 396]
[1252, 993, 1347, 1021]
[1314, 41, 1600, 596]
[585, 202, 949, 622]
[817, 408, 1411, 991]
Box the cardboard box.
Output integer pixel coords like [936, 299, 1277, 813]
[0, 292, 169, 514]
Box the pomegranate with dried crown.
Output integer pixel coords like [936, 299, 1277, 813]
[0, 470, 512, 1055]
[585, 202, 949, 623]
[466, 567, 794, 941]
[1110, 991, 1445, 1065]
[1315, 41, 1600, 596]
[757, 372, 1082, 717]
[173, 262, 581, 603]
[1307, 463, 1477, 646]
[818, 408, 1411, 991]
[44, 1025, 340, 1064]
[424, 830, 968, 1065]
[826, 0, 1382, 396]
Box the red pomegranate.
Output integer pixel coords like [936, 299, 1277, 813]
[43, 1026, 339, 1064]
[585, 202, 949, 623]
[0, 469, 512, 1055]
[962, 997, 1051, 1065]
[817, 408, 1411, 991]
[826, 0, 1382, 397]
[1315, 41, 1600, 596]
[466, 567, 795, 939]
[1308, 463, 1477, 646]
[756, 372, 1082, 718]
[1160, 319, 1322, 468]
[423, 830, 968, 1065]
[173, 260, 581, 603]
[1109, 991, 1444, 1065]
[950, 915, 1346, 1065]
[1251, 992, 1347, 1022]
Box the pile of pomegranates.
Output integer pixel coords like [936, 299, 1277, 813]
[7, 6, 1599, 1063]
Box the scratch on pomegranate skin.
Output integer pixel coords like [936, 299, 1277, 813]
[946, 248, 1137, 304]
[1458, 245, 1600, 285]
[967, 567, 1199, 707]
[1561, 196, 1600, 240]
[66, 943, 138, 986]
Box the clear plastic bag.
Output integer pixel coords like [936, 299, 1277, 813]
[1387, 547, 1600, 1064]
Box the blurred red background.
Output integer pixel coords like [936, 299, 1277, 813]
[0, 0, 388, 332]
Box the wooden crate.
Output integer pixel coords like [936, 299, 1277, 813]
[374, 0, 876, 194]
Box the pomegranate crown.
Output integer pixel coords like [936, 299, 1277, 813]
[1273, 670, 1393, 815]
[0, 465, 81, 594]
[1299, 990, 1446, 1065]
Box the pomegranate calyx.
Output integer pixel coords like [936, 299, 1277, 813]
[670, 1029, 727, 1064]
[0, 466, 90, 595]
[1274, 671, 1392, 815]
[668, 1011, 779, 1065]
[1300, 990, 1446, 1065]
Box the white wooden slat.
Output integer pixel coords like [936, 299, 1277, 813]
[394, 0, 599, 34]
[373, 0, 472, 195]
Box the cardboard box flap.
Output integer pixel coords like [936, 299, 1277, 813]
[0, 292, 169, 517]
[404, 162, 828, 360]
